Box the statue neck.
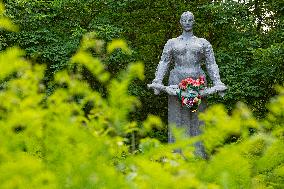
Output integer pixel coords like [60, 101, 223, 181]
[181, 31, 194, 39]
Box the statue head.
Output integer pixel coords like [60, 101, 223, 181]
[180, 11, 195, 32]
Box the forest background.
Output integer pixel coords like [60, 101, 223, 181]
[1, 1, 283, 141]
[0, 0, 283, 188]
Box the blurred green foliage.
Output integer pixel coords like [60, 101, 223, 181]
[0, 7, 284, 188]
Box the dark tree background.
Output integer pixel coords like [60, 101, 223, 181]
[1, 0, 283, 141]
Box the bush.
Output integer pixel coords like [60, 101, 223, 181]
[0, 5, 283, 188]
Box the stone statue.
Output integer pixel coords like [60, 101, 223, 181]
[148, 11, 227, 158]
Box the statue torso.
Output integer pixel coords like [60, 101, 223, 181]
[168, 36, 206, 85]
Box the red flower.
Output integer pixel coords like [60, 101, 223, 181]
[193, 79, 200, 87]
[177, 76, 205, 111]
[186, 78, 194, 85]
[199, 76, 205, 85]
[179, 76, 205, 89]
[181, 96, 186, 105]
[179, 79, 188, 90]
[182, 98, 188, 105]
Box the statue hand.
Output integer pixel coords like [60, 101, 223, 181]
[147, 83, 164, 95]
[154, 88, 160, 95]
[165, 85, 179, 95]
[214, 83, 227, 91]
[200, 84, 228, 97]
[218, 91, 226, 97]
[215, 83, 227, 97]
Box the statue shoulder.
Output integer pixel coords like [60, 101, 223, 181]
[165, 38, 177, 45]
[163, 38, 178, 49]
[197, 37, 212, 48]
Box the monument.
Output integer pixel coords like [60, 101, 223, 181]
[148, 11, 227, 158]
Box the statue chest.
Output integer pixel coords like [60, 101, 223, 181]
[172, 41, 203, 60]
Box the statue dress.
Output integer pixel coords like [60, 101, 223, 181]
[148, 12, 227, 158]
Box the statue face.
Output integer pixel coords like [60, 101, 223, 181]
[180, 12, 194, 32]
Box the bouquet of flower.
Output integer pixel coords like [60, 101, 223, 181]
[176, 76, 205, 112]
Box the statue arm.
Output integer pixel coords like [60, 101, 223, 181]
[203, 39, 225, 86]
[152, 39, 173, 84]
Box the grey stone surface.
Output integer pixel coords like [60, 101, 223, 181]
[148, 11, 227, 158]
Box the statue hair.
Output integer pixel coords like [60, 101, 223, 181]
[180, 11, 194, 20]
